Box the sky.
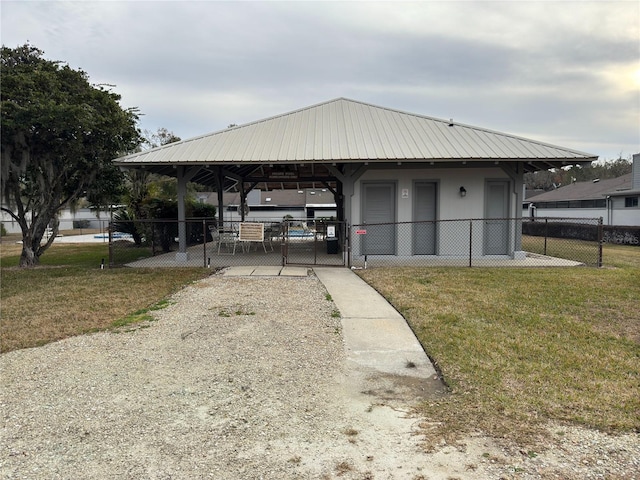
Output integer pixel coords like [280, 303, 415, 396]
[2, 0, 639, 162]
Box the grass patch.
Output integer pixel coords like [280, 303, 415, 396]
[601, 243, 640, 269]
[0, 241, 210, 353]
[0, 241, 111, 268]
[215, 306, 256, 317]
[110, 299, 175, 330]
[110, 308, 156, 329]
[357, 244, 640, 445]
[521, 235, 601, 266]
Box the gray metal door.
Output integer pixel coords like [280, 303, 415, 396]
[484, 180, 510, 255]
[362, 182, 396, 255]
[413, 182, 437, 254]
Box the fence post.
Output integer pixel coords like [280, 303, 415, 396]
[544, 218, 548, 256]
[108, 222, 114, 267]
[151, 223, 156, 256]
[346, 223, 351, 268]
[597, 217, 603, 267]
[469, 220, 473, 268]
[203, 219, 207, 268]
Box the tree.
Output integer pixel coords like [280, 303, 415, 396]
[124, 128, 181, 218]
[524, 156, 632, 191]
[141, 127, 181, 150]
[1, 44, 140, 267]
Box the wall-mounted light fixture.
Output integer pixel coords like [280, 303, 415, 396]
[459, 186, 467, 197]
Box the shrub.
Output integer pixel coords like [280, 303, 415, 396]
[72, 219, 91, 229]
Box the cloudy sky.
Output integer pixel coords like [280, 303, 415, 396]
[2, 1, 639, 161]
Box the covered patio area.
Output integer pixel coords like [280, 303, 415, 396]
[113, 98, 596, 266]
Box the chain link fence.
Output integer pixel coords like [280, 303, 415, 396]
[522, 217, 603, 267]
[110, 217, 603, 268]
[109, 218, 217, 268]
[108, 218, 348, 268]
[349, 217, 603, 268]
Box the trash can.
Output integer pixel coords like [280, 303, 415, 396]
[326, 238, 339, 254]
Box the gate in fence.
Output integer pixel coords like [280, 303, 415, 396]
[108, 218, 347, 268]
[281, 220, 346, 267]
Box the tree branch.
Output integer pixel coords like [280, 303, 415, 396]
[0, 206, 19, 222]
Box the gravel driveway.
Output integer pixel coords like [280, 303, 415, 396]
[1, 272, 638, 479]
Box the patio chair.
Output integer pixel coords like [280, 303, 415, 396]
[208, 226, 220, 250]
[264, 223, 280, 251]
[212, 226, 238, 255]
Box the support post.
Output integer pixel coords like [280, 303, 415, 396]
[215, 167, 225, 232]
[175, 165, 202, 263]
[176, 166, 188, 263]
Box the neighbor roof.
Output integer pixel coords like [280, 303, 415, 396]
[213, 188, 336, 207]
[115, 98, 596, 166]
[527, 173, 633, 202]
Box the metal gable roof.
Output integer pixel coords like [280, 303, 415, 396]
[114, 98, 597, 166]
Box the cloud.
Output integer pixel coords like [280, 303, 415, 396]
[2, 0, 638, 160]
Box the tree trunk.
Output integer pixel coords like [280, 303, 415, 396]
[19, 240, 39, 267]
[17, 214, 57, 268]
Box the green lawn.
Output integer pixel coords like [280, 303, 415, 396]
[358, 244, 640, 445]
[0, 242, 210, 353]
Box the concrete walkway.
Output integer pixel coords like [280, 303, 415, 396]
[223, 265, 443, 401]
[222, 265, 309, 277]
[313, 268, 438, 388]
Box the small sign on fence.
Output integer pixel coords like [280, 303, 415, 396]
[239, 222, 264, 242]
[356, 229, 367, 235]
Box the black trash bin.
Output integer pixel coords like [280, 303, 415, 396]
[326, 237, 339, 254]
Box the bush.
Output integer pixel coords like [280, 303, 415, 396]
[72, 219, 91, 229]
[112, 199, 218, 252]
[603, 226, 640, 246]
[522, 220, 599, 241]
[0, 223, 7, 237]
[188, 203, 217, 244]
[523, 220, 640, 247]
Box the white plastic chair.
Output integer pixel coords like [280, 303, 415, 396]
[211, 226, 238, 255]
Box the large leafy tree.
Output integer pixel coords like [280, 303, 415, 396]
[1, 44, 140, 266]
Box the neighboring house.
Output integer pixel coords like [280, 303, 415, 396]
[0, 207, 109, 235]
[113, 97, 596, 263]
[524, 153, 640, 226]
[200, 188, 337, 224]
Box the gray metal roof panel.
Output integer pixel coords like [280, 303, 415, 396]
[115, 98, 597, 165]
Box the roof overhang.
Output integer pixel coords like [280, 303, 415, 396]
[607, 189, 640, 197]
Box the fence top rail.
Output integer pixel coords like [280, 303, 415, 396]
[353, 218, 518, 228]
[526, 216, 601, 222]
[352, 216, 603, 228]
[113, 217, 218, 224]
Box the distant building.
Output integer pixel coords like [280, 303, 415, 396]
[0, 207, 109, 235]
[524, 153, 640, 226]
[202, 188, 337, 223]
